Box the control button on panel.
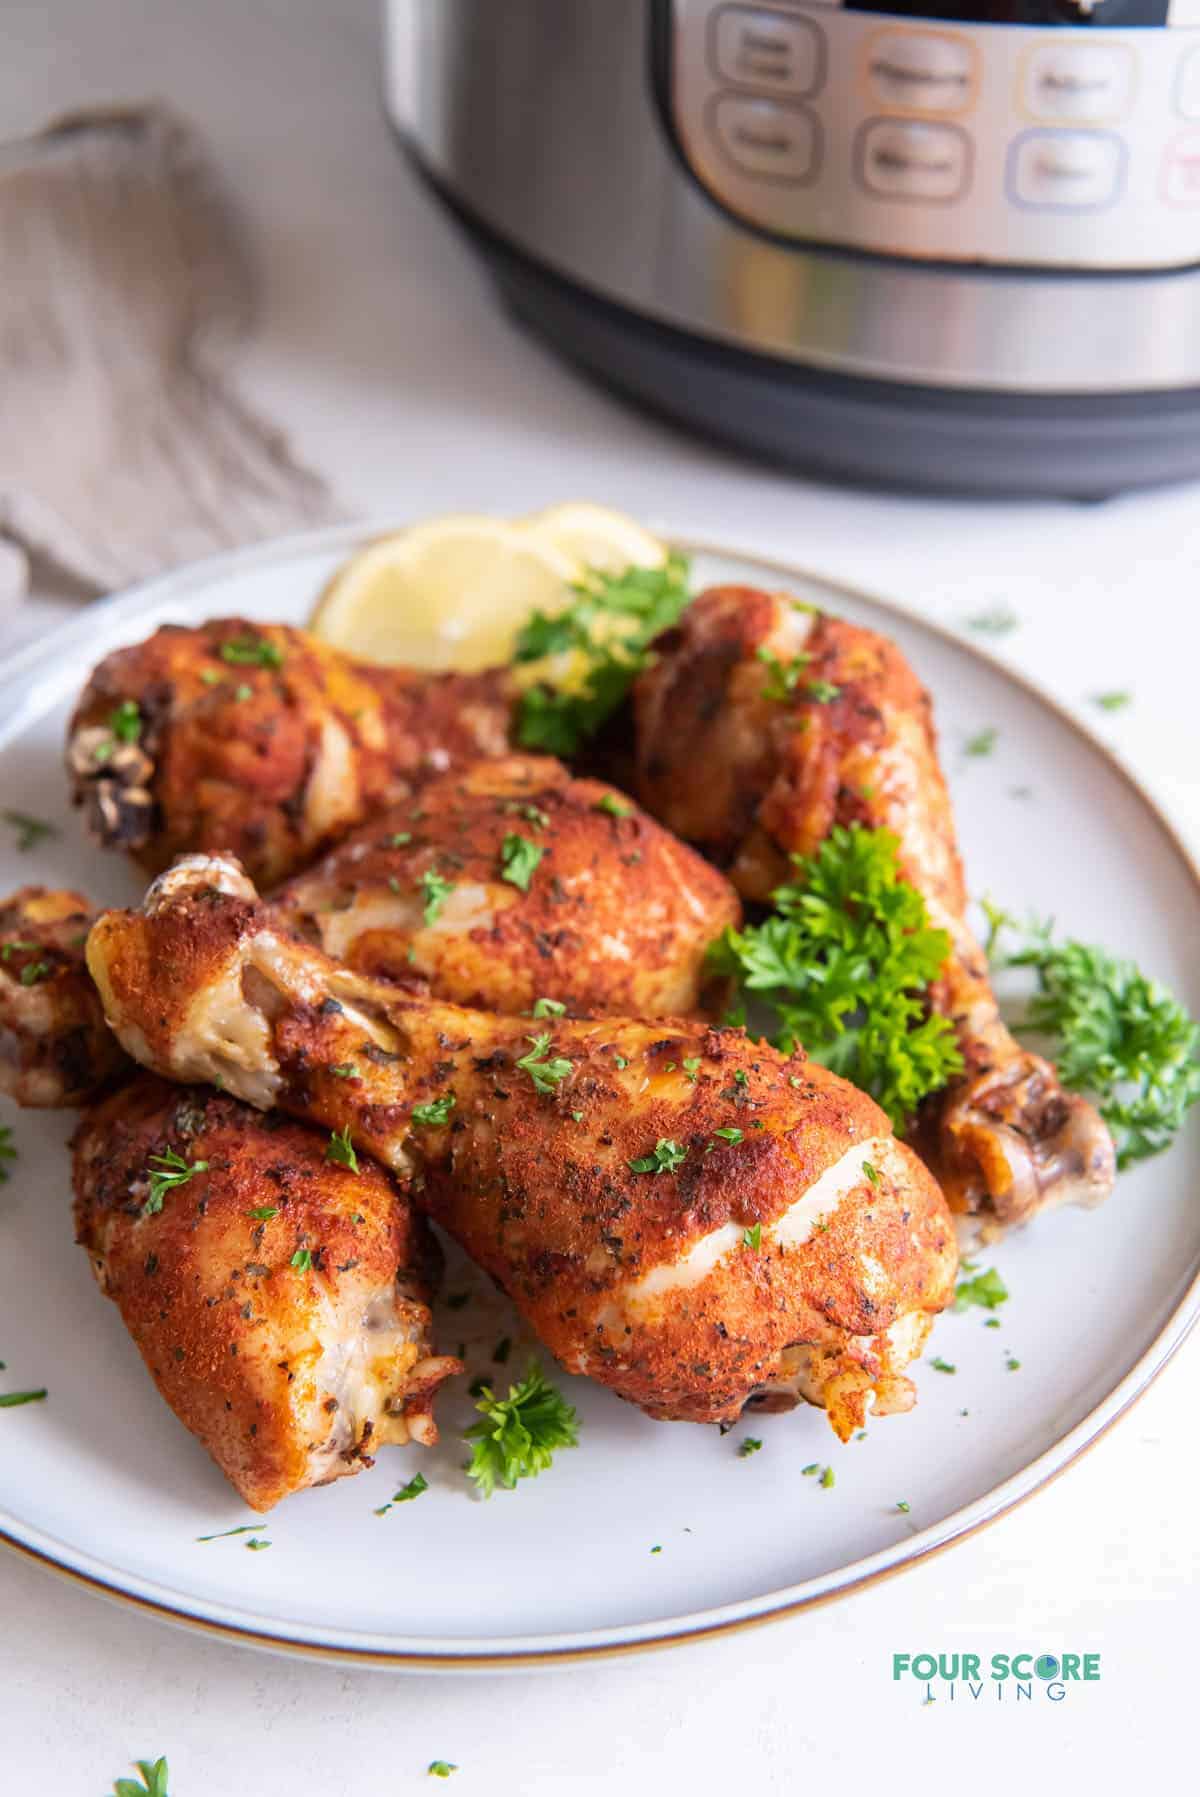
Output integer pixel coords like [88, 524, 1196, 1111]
[1175, 47, 1200, 121]
[1020, 45, 1135, 124]
[1161, 130, 1200, 208]
[1008, 130, 1125, 211]
[709, 93, 820, 183]
[855, 119, 971, 203]
[865, 31, 976, 117]
[710, 6, 824, 99]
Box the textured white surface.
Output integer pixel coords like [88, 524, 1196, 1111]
[1, 0, 1199, 1790]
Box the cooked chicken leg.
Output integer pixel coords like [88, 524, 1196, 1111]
[274, 753, 740, 1017]
[68, 619, 516, 885]
[633, 586, 1116, 1229]
[87, 856, 957, 1440]
[73, 1073, 458, 1510]
[0, 886, 128, 1105]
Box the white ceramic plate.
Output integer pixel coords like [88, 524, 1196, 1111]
[2, 525, 1198, 1671]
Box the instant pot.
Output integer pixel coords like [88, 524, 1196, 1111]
[387, 0, 1200, 495]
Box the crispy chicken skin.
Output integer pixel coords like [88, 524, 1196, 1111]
[274, 753, 740, 1017]
[0, 887, 128, 1106]
[87, 858, 958, 1440]
[72, 1072, 459, 1510]
[633, 586, 1116, 1230]
[67, 618, 516, 886]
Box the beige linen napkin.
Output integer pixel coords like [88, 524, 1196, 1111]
[0, 105, 337, 600]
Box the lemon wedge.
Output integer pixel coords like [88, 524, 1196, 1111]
[521, 502, 667, 575]
[308, 516, 581, 672]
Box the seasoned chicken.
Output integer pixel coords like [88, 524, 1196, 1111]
[0, 887, 127, 1105]
[72, 1072, 459, 1510]
[67, 618, 516, 886]
[274, 753, 740, 1017]
[87, 857, 958, 1440]
[633, 586, 1116, 1229]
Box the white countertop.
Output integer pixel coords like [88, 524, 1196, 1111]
[2, 2, 1199, 1791]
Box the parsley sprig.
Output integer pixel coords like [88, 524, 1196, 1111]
[628, 1137, 687, 1175]
[515, 1033, 573, 1094]
[985, 908, 1200, 1167]
[143, 1148, 208, 1215]
[465, 1363, 579, 1497]
[514, 556, 691, 756]
[708, 825, 962, 1130]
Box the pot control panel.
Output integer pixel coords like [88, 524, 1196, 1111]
[665, 0, 1200, 266]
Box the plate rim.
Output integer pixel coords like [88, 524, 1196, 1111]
[2, 519, 1198, 1670]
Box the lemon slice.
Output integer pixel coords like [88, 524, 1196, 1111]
[521, 502, 668, 575]
[308, 516, 581, 672]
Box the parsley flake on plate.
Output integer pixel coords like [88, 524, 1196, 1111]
[930, 1356, 956, 1374]
[954, 1265, 1009, 1312]
[708, 824, 962, 1131]
[738, 1436, 763, 1457]
[428, 1763, 458, 1779]
[376, 1472, 430, 1515]
[964, 727, 998, 757]
[628, 1137, 687, 1175]
[465, 1363, 579, 1497]
[1092, 690, 1131, 713]
[112, 1756, 170, 1797]
[1, 809, 58, 852]
[0, 1388, 47, 1408]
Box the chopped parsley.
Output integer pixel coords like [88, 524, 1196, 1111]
[1092, 690, 1131, 712]
[742, 1223, 762, 1250]
[738, 1436, 763, 1457]
[112, 1756, 170, 1797]
[594, 793, 631, 818]
[196, 1523, 261, 1541]
[376, 1472, 429, 1515]
[819, 1466, 835, 1490]
[515, 1033, 573, 1094]
[711, 1127, 744, 1146]
[412, 1093, 456, 1126]
[109, 698, 142, 742]
[896, 1500, 911, 1513]
[1, 810, 58, 852]
[1006, 1356, 1022, 1372]
[0, 1388, 47, 1408]
[390, 831, 413, 847]
[0, 1125, 15, 1182]
[986, 909, 1200, 1167]
[245, 1537, 271, 1551]
[290, 1248, 314, 1272]
[245, 1205, 278, 1221]
[804, 679, 841, 705]
[18, 960, 50, 986]
[862, 1160, 880, 1186]
[682, 1057, 701, 1082]
[532, 996, 566, 1018]
[217, 634, 283, 669]
[464, 1362, 579, 1497]
[964, 727, 997, 757]
[514, 555, 692, 756]
[143, 1148, 208, 1214]
[428, 1764, 458, 1779]
[930, 1356, 956, 1374]
[328, 1062, 356, 1079]
[757, 646, 811, 702]
[966, 605, 1019, 637]
[420, 868, 455, 925]
[628, 1138, 687, 1175]
[708, 824, 962, 1130]
[499, 832, 543, 893]
[802, 1463, 819, 1476]
[954, 1264, 1009, 1312]
[325, 1128, 359, 1173]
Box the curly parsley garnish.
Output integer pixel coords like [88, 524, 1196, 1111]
[112, 1757, 170, 1797]
[515, 1033, 573, 1094]
[985, 909, 1200, 1167]
[628, 1137, 687, 1175]
[217, 634, 283, 669]
[465, 1362, 579, 1497]
[514, 556, 691, 756]
[326, 1127, 359, 1173]
[499, 832, 543, 893]
[708, 825, 962, 1130]
[143, 1148, 208, 1215]
[412, 1093, 456, 1126]
[420, 868, 455, 925]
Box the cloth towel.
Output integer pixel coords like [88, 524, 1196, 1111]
[0, 104, 337, 604]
